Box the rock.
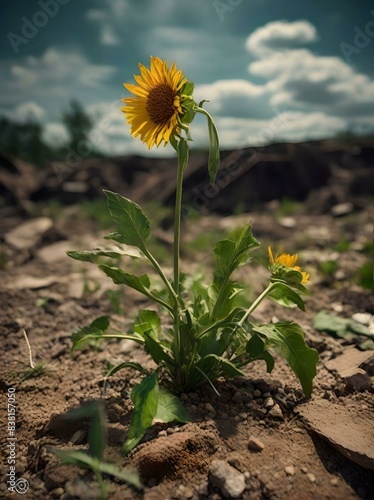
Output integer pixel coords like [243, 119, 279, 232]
[37, 241, 72, 263]
[331, 202, 354, 216]
[10, 275, 60, 290]
[267, 403, 284, 420]
[232, 390, 243, 403]
[264, 397, 274, 409]
[5, 217, 53, 250]
[295, 399, 374, 471]
[209, 459, 246, 498]
[352, 313, 373, 326]
[248, 435, 265, 452]
[343, 367, 371, 391]
[306, 472, 316, 483]
[325, 346, 373, 390]
[284, 465, 295, 476]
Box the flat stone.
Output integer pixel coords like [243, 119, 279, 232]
[295, 399, 374, 471]
[209, 459, 246, 498]
[5, 217, 53, 250]
[325, 346, 373, 375]
[325, 346, 373, 390]
[37, 241, 72, 263]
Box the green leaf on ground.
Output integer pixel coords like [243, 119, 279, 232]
[123, 371, 159, 455]
[313, 311, 373, 349]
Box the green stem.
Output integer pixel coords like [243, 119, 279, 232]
[238, 282, 277, 328]
[141, 246, 179, 308]
[170, 139, 190, 383]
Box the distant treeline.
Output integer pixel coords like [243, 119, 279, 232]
[1, 100, 373, 167]
[0, 100, 101, 167]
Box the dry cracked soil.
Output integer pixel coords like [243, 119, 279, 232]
[0, 202, 373, 500]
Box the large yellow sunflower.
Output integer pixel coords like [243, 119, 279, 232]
[268, 246, 310, 284]
[121, 56, 188, 149]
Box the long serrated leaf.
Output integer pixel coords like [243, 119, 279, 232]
[122, 372, 159, 455]
[67, 246, 143, 263]
[251, 322, 318, 397]
[154, 388, 191, 424]
[104, 190, 150, 249]
[99, 265, 150, 294]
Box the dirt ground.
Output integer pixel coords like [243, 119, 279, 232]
[0, 202, 373, 500]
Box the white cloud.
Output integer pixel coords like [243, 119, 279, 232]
[86, 0, 129, 46]
[195, 80, 267, 118]
[246, 20, 317, 56]
[42, 122, 70, 147]
[11, 102, 46, 123]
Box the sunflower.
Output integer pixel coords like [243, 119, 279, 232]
[268, 246, 310, 284]
[121, 56, 189, 149]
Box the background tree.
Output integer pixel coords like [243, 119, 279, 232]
[62, 100, 93, 153]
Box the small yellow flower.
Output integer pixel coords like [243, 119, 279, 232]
[121, 56, 188, 149]
[268, 246, 310, 284]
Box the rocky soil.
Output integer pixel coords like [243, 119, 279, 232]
[0, 142, 373, 499]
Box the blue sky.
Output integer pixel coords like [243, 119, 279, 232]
[1, 0, 374, 157]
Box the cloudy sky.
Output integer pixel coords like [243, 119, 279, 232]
[1, 0, 374, 157]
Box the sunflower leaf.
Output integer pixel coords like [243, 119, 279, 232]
[104, 190, 150, 249]
[249, 322, 319, 397]
[123, 372, 159, 454]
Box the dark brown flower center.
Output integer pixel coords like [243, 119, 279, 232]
[146, 84, 175, 124]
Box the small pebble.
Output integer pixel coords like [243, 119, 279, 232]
[232, 390, 243, 403]
[253, 389, 261, 398]
[306, 473, 316, 483]
[268, 404, 284, 420]
[205, 402, 216, 414]
[285, 465, 295, 476]
[330, 477, 339, 486]
[248, 435, 265, 452]
[301, 466, 308, 474]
